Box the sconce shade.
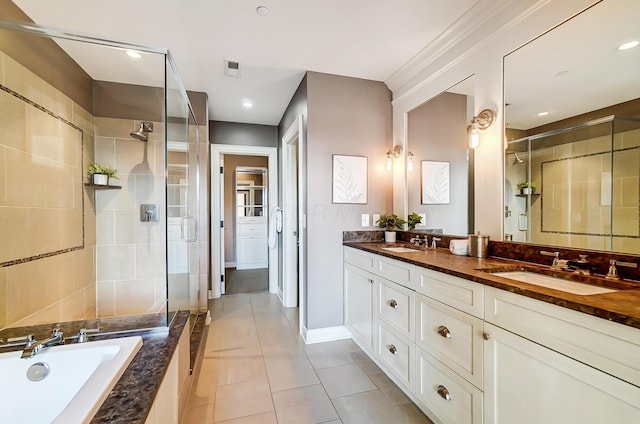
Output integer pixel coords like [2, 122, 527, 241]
[386, 145, 403, 170]
[407, 151, 414, 171]
[468, 109, 496, 149]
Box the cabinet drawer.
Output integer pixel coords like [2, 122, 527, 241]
[344, 247, 376, 272]
[377, 278, 415, 339]
[416, 294, 483, 388]
[377, 257, 415, 290]
[485, 286, 640, 387]
[376, 322, 414, 390]
[416, 268, 484, 318]
[415, 347, 483, 424]
[237, 223, 267, 235]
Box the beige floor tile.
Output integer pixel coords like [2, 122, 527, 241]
[306, 348, 356, 370]
[261, 340, 307, 360]
[316, 364, 376, 399]
[350, 351, 382, 375]
[213, 379, 274, 422]
[182, 403, 214, 424]
[272, 384, 339, 424]
[187, 358, 219, 407]
[265, 357, 321, 392]
[214, 355, 267, 386]
[258, 325, 300, 346]
[214, 411, 278, 424]
[368, 372, 412, 405]
[332, 390, 433, 424]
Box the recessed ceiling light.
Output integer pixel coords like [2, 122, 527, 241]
[126, 50, 142, 59]
[618, 40, 639, 51]
[538, 111, 549, 117]
[242, 100, 253, 109]
[256, 6, 269, 16]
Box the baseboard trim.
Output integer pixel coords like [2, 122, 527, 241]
[301, 325, 352, 345]
[224, 262, 235, 268]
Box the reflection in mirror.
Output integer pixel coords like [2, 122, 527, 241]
[407, 76, 474, 235]
[504, 0, 640, 254]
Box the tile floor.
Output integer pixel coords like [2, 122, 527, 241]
[182, 291, 434, 424]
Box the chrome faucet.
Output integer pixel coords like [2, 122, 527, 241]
[431, 237, 441, 249]
[21, 329, 64, 359]
[410, 235, 428, 247]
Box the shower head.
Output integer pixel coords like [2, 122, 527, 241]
[130, 122, 153, 142]
[513, 153, 524, 165]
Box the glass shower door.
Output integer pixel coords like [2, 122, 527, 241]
[166, 56, 200, 319]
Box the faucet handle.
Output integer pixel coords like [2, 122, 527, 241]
[577, 254, 589, 263]
[77, 328, 101, 343]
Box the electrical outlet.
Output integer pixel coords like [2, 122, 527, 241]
[418, 213, 426, 226]
[372, 213, 380, 227]
[361, 214, 370, 227]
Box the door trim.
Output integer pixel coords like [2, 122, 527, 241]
[211, 145, 278, 298]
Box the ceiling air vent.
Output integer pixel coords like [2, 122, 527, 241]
[224, 59, 240, 77]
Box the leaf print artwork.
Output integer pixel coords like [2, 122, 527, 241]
[422, 161, 450, 204]
[332, 155, 368, 204]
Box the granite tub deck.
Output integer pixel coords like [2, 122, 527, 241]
[0, 311, 189, 424]
[344, 242, 640, 329]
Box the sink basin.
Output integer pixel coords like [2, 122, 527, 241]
[491, 271, 617, 295]
[381, 246, 419, 253]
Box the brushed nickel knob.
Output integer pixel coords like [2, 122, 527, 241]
[388, 345, 398, 355]
[483, 332, 491, 340]
[389, 299, 398, 309]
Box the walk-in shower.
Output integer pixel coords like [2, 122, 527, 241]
[130, 122, 154, 141]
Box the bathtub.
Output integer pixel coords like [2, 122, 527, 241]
[0, 335, 142, 423]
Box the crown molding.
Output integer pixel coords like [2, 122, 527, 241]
[386, 0, 550, 99]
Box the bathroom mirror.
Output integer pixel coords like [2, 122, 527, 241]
[504, 0, 640, 254]
[407, 76, 475, 235]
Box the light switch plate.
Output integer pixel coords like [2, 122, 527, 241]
[361, 214, 370, 227]
[372, 213, 380, 227]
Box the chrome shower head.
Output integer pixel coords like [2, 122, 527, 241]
[130, 122, 153, 142]
[513, 153, 524, 165]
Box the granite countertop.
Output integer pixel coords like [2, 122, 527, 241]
[0, 311, 189, 424]
[344, 242, 640, 329]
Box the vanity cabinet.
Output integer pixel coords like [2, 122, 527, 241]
[344, 262, 375, 350]
[484, 286, 640, 424]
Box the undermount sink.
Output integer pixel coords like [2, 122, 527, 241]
[381, 246, 419, 253]
[491, 271, 617, 295]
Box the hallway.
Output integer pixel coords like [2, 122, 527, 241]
[182, 291, 433, 423]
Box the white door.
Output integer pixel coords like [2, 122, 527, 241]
[219, 155, 225, 294]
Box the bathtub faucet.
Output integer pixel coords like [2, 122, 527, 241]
[21, 329, 64, 359]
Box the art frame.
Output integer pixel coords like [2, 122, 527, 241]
[332, 154, 368, 204]
[421, 160, 450, 204]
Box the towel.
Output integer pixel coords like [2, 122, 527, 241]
[268, 208, 284, 249]
[449, 239, 469, 255]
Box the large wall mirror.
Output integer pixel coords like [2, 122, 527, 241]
[407, 76, 475, 236]
[504, 0, 640, 254]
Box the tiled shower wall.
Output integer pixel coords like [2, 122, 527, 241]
[505, 128, 640, 253]
[93, 117, 167, 317]
[0, 50, 97, 329]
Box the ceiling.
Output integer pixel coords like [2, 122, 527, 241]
[12, 0, 479, 126]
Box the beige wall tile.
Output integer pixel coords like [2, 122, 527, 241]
[0, 91, 28, 151]
[114, 279, 156, 315]
[74, 247, 95, 291]
[72, 104, 93, 134]
[5, 148, 47, 207]
[115, 137, 154, 176]
[96, 209, 116, 245]
[4, 54, 48, 108]
[84, 285, 97, 319]
[5, 262, 35, 324]
[135, 244, 166, 279]
[27, 106, 62, 162]
[97, 281, 115, 317]
[94, 117, 137, 139]
[0, 206, 29, 263]
[94, 136, 116, 167]
[96, 245, 136, 281]
[0, 268, 6, 330]
[62, 123, 83, 168]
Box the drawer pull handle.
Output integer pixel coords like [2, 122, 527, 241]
[483, 332, 492, 341]
[368, 279, 374, 284]
[437, 385, 452, 401]
[389, 299, 398, 309]
[388, 345, 398, 355]
[437, 326, 452, 339]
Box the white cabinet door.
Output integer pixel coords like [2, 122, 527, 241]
[484, 322, 640, 424]
[236, 235, 268, 269]
[344, 263, 375, 350]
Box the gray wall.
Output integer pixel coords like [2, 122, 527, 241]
[305, 72, 392, 330]
[407, 92, 469, 235]
[210, 121, 278, 147]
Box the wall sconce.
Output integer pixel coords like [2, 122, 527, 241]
[407, 151, 414, 172]
[387, 145, 402, 170]
[468, 109, 496, 149]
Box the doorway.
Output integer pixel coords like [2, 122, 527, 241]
[281, 116, 305, 330]
[211, 145, 278, 298]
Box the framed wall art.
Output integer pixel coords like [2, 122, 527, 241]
[421, 160, 450, 204]
[332, 154, 368, 204]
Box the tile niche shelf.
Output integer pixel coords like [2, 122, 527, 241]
[84, 183, 122, 190]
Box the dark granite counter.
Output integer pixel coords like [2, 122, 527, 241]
[0, 311, 190, 424]
[344, 242, 640, 329]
